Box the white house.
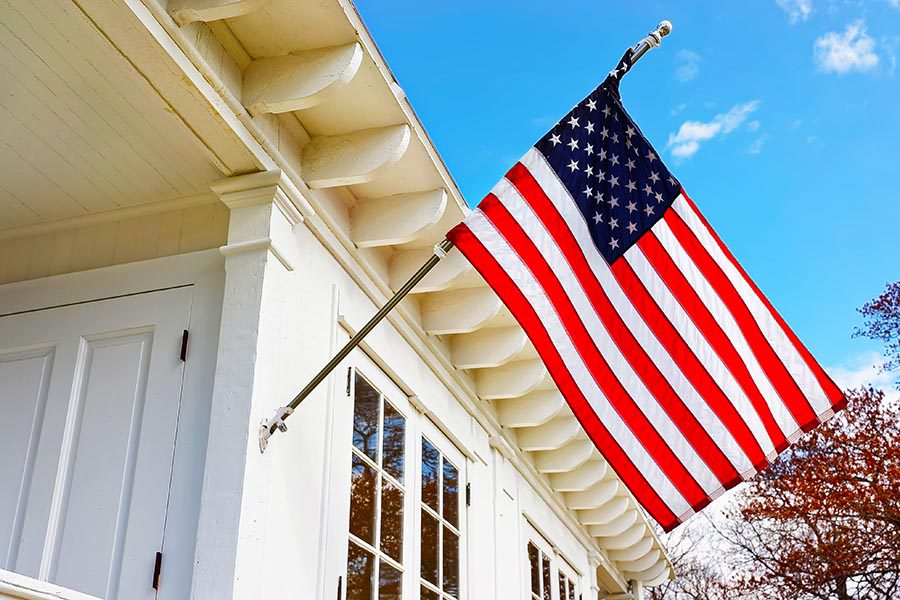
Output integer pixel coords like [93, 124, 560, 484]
[0, 1, 673, 598]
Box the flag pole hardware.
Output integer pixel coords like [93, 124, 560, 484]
[260, 240, 455, 452]
[630, 20, 673, 66]
[259, 20, 674, 453]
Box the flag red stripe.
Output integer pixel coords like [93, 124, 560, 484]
[479, 194, 716, 503]
[447, 220, 681, 528]
[662, 209, 819, 430]
[609, 258, 770, 471]
[504, 165, 746, 486]
[636, 232, 790, 452]
[679, 193, 845, 413]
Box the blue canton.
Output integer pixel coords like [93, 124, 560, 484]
[534, 70, 680, 264]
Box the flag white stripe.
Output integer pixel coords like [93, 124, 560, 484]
[671, 197, 832, 415]
[465, 209, 693, 516]
[494, 179, 732, 495]
[521, 149, 777, 458]
[650, 220, 800, 437]
[621, 244, 780, 456]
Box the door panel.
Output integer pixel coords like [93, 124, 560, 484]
[0, 347, 53, 569]
[0, 287, 192, 599]
[53, 330, 154, 598]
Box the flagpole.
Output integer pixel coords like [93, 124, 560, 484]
[259, 239, 454, 451]
[259, 19, 674, 452]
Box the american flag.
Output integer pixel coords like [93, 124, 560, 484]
[447, 54, 846, 530]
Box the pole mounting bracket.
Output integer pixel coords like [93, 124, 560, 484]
[259, 406, 294, 453]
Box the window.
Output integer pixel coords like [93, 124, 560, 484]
[342, 358, 467, 600]
[527, 542, 552, 600]
[346, 372, 407, 600]
[419, 437, 461, 600]
[527, 533, 580, 600]
[557, 569, 577, 600]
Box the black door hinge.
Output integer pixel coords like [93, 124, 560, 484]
[465, 482, 471, 507]
[180, 330, 189, 362]
[152, 551, 163, 590]
[346, 367, 352, 396]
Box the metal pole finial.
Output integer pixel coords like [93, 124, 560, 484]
[657, 20, 673, 38]
[629, 20, 674, 66]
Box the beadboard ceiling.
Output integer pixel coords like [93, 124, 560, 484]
[0, 0, 225, 231]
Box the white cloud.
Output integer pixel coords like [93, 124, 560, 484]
[746, 120, 761, 132]
[884, 36, 899, 76]
[827, 351, 900, 402]
[667, 101, 761, 159]
[748, 135, 768, 154]
[814, 20, 880, 74]
[776, 0, 813, 23]
[674, 50, 701, 82]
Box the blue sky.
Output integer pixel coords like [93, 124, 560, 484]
[355, 0, 900, 376]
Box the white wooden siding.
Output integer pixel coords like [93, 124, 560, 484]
[0, 203, 229, 285]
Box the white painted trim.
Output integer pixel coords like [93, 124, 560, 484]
[0, 250, 223, 316]
[160, 263, 225, 600]
[218, 238, 293, 271]
[0, 569, 100, 600]
[314, 286, 343, 599]
[167, 0, 267, 26]
[209, 170, 308, 225]
[0, 193, 220, 242]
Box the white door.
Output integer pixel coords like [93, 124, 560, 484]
[0, 286, 192, 599]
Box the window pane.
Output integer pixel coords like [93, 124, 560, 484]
[353, 374, 380, 461]
[541, 553, 552, 600]
[349, 454, 377, 544]
[442, 459, 459, 528]
[442, 526, 459, 598]
[528, 543, 540, 595]
[380, 480, 404, 562]
[420, 585, 439, 600]
[559, 574, 566, 600]
[346, 542, 374, 600]
[421, 438, 440, 512]
[420, 509, 439, 585]
[378, 560, 402, 600]
[569, 580, 576, 600]
[382, 401, 405, 483]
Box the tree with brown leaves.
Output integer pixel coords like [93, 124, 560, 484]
[854, 281, 900, 388]
[715, 386, 900, 599]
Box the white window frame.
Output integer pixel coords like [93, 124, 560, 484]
[343, 353, 416, 600]
[555, 556, 581, 600]
[341, 352, 468, 600]
[414, 417, 467, 600]
[523, 523, 582, 600]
